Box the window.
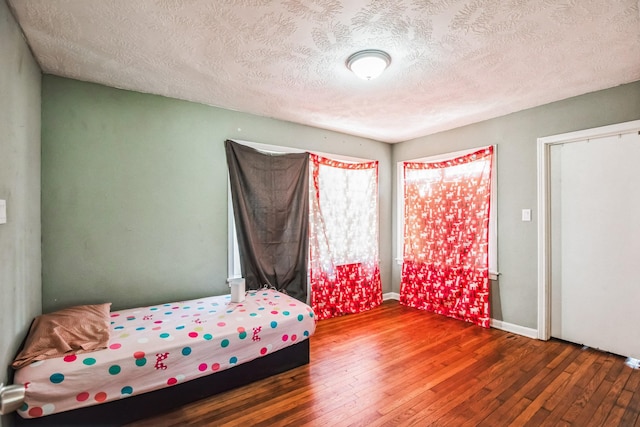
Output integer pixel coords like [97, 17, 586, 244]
[308, 154, 382, 319]
[226, 140, 306, 281]
[227, 140, 377, 279]
[397, 146, 496, 327]
[397, 146, 498, 278]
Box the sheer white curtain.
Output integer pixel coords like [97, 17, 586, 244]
[309, 154, 382, 320]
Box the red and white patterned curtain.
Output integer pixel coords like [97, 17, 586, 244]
[309, 154, 382, 321]
[400, 146, 493, 328]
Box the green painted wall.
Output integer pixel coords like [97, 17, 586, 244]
[0, 2, 42, 426]
[41, 76, 392, 312]
[39, 65, 640, 332]
[392, 81, 640, 329]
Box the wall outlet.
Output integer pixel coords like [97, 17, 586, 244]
[0, 200, 6, 224]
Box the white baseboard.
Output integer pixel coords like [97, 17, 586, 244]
[383, 292, 538, 339]
[383, 292, 399, 301]
[490, 319, 538, 339]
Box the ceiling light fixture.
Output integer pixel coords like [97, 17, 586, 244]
[346, 49, 391, 80]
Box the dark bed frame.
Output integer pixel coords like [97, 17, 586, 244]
[13, 339, 310, 426]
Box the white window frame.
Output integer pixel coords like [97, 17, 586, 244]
[396, 145, 498, 280]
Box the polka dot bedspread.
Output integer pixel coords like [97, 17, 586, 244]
[14, 289, 316, 419]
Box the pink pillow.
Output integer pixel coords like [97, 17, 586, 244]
[12, 303, 112, 369]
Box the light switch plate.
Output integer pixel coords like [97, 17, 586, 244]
[521, 208, 531, 222]
[0, 200, 6, 224]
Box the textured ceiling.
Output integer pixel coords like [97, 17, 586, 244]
[7, 0, 640, 143]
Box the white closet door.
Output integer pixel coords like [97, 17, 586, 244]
[550, 131, 640, 359]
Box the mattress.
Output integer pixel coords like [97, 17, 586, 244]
[14, 289, 316, 419]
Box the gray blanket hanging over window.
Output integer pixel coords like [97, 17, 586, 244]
[225, 140, 309, 302]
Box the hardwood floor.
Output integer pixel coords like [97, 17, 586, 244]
[128, 300, 640, 426]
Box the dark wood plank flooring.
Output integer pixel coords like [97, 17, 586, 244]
[128, 300, 640, 426]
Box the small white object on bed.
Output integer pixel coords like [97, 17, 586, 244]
[229, 278, 246, 303]
[13, 289, 316, 419]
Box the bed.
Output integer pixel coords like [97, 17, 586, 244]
[11, 288, 316, 426]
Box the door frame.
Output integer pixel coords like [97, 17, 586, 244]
[536, 119, 640, 340]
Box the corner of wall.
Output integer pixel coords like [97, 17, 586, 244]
[0, 4, 42, 425]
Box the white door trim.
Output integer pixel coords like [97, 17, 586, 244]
[536, 120, 640, 340]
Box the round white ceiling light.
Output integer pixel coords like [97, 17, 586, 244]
[346, 49, 391, 80]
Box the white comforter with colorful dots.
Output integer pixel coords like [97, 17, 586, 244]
[15, 289, 316, 419]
